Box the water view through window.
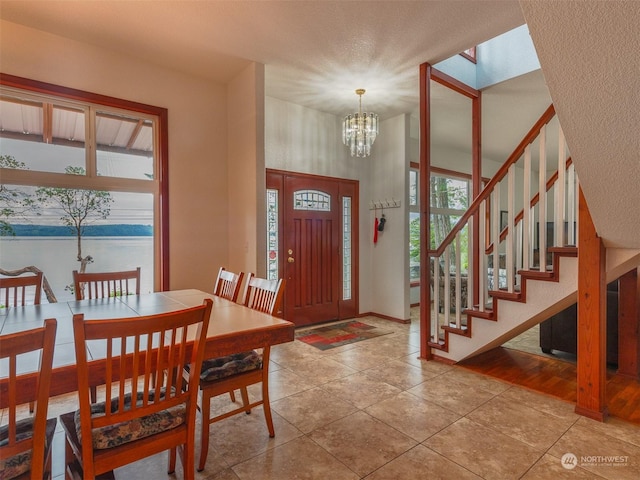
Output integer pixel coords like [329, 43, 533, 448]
[0, 187, 154, 302]
[0, 236, 154, 302]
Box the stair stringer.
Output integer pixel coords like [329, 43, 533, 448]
[436, 255, 577, 363]
[435, 248, 640, 364]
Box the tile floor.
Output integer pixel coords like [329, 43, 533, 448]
[43, 314, 639, 479]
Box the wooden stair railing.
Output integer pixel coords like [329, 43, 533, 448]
[428, 104, 579, 354]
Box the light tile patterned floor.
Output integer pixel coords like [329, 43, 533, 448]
[45, 314, 639, 479]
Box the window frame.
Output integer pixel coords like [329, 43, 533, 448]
[0, 73, 170, 290]
[409, 164, 476, 284]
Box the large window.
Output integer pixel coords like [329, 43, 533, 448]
[0, 74, 168, 300]
[408, 167, 471, 281]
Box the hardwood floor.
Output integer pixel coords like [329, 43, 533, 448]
[458, 346, 640, 425]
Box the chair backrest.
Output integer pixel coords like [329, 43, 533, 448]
[73, 267, 141, 300]
[72, 299, 212, 463]
[0, 271, 43, 307]
[0, 318, 57, 479]
[213, 267, 245, 303]
[243, 274, 285, 315]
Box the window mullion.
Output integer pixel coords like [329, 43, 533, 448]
[86, 105, 97, 178]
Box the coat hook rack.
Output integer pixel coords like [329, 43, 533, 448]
[369, 198, 401, 210]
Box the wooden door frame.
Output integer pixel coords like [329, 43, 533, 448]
[266, 169, 359, 322]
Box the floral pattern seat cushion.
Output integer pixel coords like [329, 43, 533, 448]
[200, 350, 262, 382]
[0, 416, 56, 480]
[74, 389, 186, 450]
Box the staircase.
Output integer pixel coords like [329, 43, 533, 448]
[427, 105, 583, 363]
[426, 104, 640, 363]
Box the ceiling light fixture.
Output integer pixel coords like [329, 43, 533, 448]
[342, 89, 378, 157]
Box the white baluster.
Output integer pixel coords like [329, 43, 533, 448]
[523, 145, 531, 270]
[507, 164, 515, 293]
[455, 232, 462, 329]
[432, 256, 440, 343]
[492, 188, 500, 290]
[444, 245, 451, 331]
[568, 163, 576, 246]
[538, 126, 547, 270]
[555, 125, 566, 247]
[574, 173, 580, 244]
[516, 220, 523, 286]
[466, 217, 473, 311]
[478, 200, 486, 312]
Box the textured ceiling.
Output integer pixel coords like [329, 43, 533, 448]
[521, 0, 640, 248]
[0, 0, 525, 120]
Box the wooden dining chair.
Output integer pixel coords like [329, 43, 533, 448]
[193, 274, 285, 471]
[243, 274, 285, 316]
[1, 271, 46, 413]
[0, 271, 43, 307]
[72, 267, 142, 404]
[59, 299, 213, 480]
[213, 267, 245, 302]
[72, 267, 141, 301]
[0, 318, 57, 480]
[212, 267, 246, 403]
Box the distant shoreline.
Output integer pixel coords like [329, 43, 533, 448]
[6, 224, 153, 237]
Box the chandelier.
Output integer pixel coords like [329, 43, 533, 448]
[342, 88, 379, 157]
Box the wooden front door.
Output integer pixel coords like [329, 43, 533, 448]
[267, 170, 358, 327]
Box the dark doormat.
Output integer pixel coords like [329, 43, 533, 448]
[295, 320, 392, 350]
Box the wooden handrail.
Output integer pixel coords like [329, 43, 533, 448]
[430, 104, 556, 257]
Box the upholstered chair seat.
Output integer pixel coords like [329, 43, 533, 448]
[0, 417, 56, 480]
[199, 351, 262, 382]
[72, 389, 186, 450]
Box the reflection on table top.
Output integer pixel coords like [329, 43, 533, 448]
[0, 289, 294, 372]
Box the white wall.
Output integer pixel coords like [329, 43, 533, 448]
[228, 63, 265, 276]
[368, 114, 410, 321]
[1, 20, 230, 293]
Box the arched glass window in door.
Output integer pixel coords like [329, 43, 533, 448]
[293, 190, 330, 211]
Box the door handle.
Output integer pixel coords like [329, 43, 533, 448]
[288, 257, 295, 263]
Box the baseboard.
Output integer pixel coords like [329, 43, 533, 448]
[357, 311, 411, 324]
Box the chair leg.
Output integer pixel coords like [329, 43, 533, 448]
[262, 371, 275, 437]
[229, 389, 236, 402]
[168, 446, 177, 474]
[240, 387, 251, 414]
[45, 446, 53, 480]
[198, 390, 212, 472]
[64, 436, 79, 480]
[90, 386, 97, 403]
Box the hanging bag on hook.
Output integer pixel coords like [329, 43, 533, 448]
[378, 214, 386, 231]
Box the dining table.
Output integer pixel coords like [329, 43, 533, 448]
[0, 289, 295, 403]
